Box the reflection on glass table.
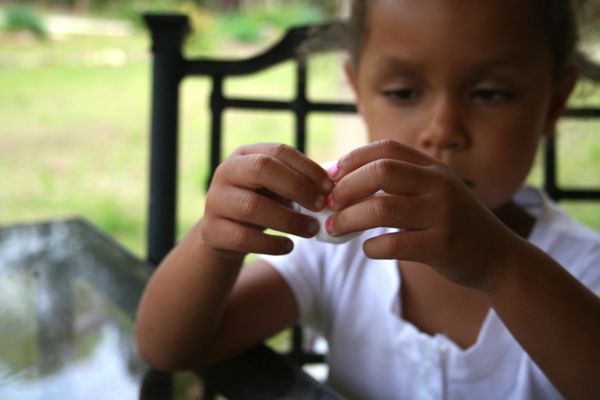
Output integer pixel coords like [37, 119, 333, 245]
[0, 218, 192, 399]
[0, 218, 346, 400]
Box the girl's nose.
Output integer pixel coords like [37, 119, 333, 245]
[418, 98, 469, 158]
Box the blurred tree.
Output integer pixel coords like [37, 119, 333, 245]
[218, 0, 240, 12]
[208, 0, 340, 13]
[24, 0, 345, 18]
[74, 0, 91, 12]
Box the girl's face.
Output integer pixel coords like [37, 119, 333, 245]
[346, 0, 576, 211]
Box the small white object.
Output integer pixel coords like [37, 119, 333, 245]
[293, 203, 359, 244]
[292, 160, 360, 244]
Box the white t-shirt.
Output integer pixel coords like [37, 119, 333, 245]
[262, 187, 600, 400]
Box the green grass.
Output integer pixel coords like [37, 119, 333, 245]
[0, 32, 151, 255]
[0, 62, 150, 252]
[2, 20, 600, 261]
[0, 31, 342, 257]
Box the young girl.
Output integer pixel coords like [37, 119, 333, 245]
[136, 0, 600, 398]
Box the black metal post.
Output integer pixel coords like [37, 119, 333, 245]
[289, 59, 309, 362]
[143, 14, 190, 266]
[208, 75, 225, 189]
[544, 134, 560, 201]
[294, 59, 308, 153]
[139, 369, 173, 400]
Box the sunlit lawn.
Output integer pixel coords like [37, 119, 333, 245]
[0, 30, 344, 257]
[0, 36, 151, 254]
[2, 25, 600, 262]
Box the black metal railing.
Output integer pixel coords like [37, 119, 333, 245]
[144, 13, 347, 369]
[545, 108, 600, 201]
[142, 12, 600, 377]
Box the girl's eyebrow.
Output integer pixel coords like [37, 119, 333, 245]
[377, 54, 529, 75]
[378, 56, 417, 72]
[470, 56, 530, 73]
[374, 56, 422, 79]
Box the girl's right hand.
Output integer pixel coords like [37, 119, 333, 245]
[200, 143, 333, 258]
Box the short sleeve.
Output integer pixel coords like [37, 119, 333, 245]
[261, 235, 330, 334]
[573, 243, 600, 297]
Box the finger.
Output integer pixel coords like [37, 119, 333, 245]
[208, 187, 320, 238]
[328, 194, 430, 236]
[202, 216, 294, 255]
[236, 143, 333, 194]
[330, 159, 433, 211]
[362, 230, 432, 262]
[256, 188, 293, 209]
[218, 153, 327, 212]
[332, 139, 433, 182]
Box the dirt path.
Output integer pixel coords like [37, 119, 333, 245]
[45, 14, 133, 37]
[0, 9, 133, 37]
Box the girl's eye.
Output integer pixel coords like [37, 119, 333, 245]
[382, 89, 420, 103]
[471, 88, 514, 103]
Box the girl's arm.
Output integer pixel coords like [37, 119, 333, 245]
[136, 223, 298, 369]
[327, 140, 600, 398]
[485, 239, 600, 399]
[136, 143, 331, 370]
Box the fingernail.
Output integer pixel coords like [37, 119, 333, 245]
[285, 240, 294, 253]
[329, 163, 340, 177]
[325, 217, 333, 233]
[307, 220, 320, 235]
[326, 194, 334, 209]
[322, 179, 334, 193]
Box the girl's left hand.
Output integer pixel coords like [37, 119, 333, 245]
[327, 139, 522, 292]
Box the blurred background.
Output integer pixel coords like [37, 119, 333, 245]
[1, 0, 600, 259]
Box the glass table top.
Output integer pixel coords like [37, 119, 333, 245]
[0, 218, 157, 399]
[0, 218, 346, 400]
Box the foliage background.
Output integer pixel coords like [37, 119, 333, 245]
[1, 0, 600, 261]
[0, 0, 353, 257]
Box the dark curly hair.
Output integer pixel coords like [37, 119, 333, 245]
[343, 0, 588, 79]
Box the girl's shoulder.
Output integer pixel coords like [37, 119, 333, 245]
[519, 186, 600, 292]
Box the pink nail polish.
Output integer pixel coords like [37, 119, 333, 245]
[329, 163, 340, 177]
[325, 217, 333, 233]
[326, 194, 334, 209]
